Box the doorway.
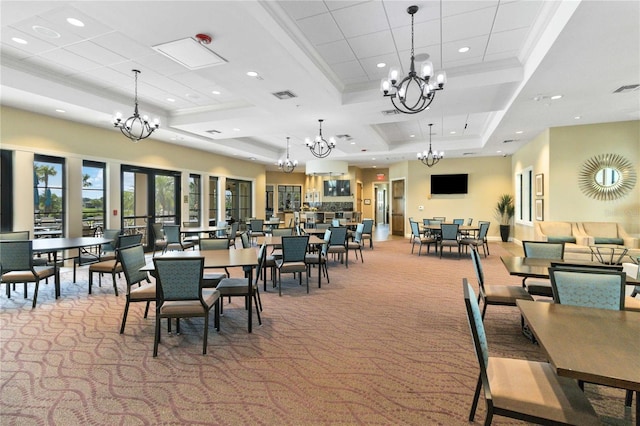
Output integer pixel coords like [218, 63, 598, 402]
[373, 183, 388, 225]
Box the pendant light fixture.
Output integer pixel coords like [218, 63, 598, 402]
[113, 69, 159, 142]
[278, 137, 298, 173]
[417, 123, 443, 167]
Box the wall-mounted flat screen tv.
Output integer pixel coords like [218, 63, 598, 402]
[430, 174, 468, 194]
[324, 179, 350, 196]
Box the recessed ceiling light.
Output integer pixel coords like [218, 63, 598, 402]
[372, 157, 376, 160]
[211, 90, 221, 95]
[515, 130, 523, 134]
[32, 25, 60, 38]
[12, 37, 28, 44]
[55, 109, 65, 113]
[167, 98, 175, 102]
[458, 46, 470, 53]
[246, 71, 258, 77]
[376, 62, 386, 68]
[450, 131, 456, 134]
[372, 165, 377, 168]
[497, 150, 502, 153]
[233, 128, 240, 131]
[574, 115, 581, 120]
[250, 157, 256, 161]
[66, 17, 84, 27]
[409, 134, 415, 138]
[550, 95, 563, 100]
[350, 141, 356, 145]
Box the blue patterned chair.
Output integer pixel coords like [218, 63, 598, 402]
[118, 244, 154, 333]
[521, 240, 565, 297]
[462, 279, 599, 425]
[549, 267, 626, 310]
[275, 235, 309, 296]
[153, 257, 220, 357]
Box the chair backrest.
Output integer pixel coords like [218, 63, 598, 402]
[467, 218, 473, 226]
[117, 233, 143, 251]
[523, 240, 565, 259]
[343, 211, 353, 221]
[462, 279, 491, 393]
[433, 216, 446, 222]
[240, 232, 251, 248]
[440, 223, 459, 241]
[331, 218, 341, 227]
[453, 218, 464, 225]
[549, 267, 626, 310]
[250, 219, 264, 233]
[228, 221, 239, 238]
[361, 219, 374, 234]
[429, 219, 442, 227]
[151, 223, 165, 241]
[328, 227, 347, 246]
[315, 223, 330, 231]
[163, 225, 181, 244]
[470, 247, 485, 291]
[272, 228, 293, 237]
[119, 244, 148, 287]
[216, 220, 228, 238]
[102, 229, 121, 252]
[476, 222, 490, 240]
[281, 235, 309, 262]
[410, 221, 422, 238]
[0, 231, 30, 240]
[153, 257, 204, 301]
[0, 240, 33, 272]
[422, 218, 430, 226]
[199, 238, 229, 250]
[353, 223, 364, 243]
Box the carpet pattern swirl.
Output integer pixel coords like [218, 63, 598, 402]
[1, 239, 634, 425]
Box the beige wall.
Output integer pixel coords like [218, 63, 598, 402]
[1, 106, 266, 237]
[512, 120, 640, 241]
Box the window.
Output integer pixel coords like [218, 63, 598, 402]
[278, 185, 301, 211]
[515, 167, 533, 224]
[226, 179, 252, 223]
[82, 161, 105, 235]
[188, 174, 201, 223]
[1, 150, 13, 231]
[208, 176, 218, 225]
[34, 155, 65, 237]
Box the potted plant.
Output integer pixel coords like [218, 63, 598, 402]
[495, 194, 515, 242]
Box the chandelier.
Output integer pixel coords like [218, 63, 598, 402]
[380, 5, 446, 114]
[417, 124, 443, 167]
[113, 69, 159, 142]
[278, 137, 298, 173]
[305, 119, 336, 158]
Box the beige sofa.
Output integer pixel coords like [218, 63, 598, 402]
[534, 221, 639, 262]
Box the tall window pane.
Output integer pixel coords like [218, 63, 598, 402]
[155, 175, 176, 222]
[82, 160, 105, 235]
[34, 155, 65, 237]
[188, 174, 201, 223]
[209, 176, 218, 225]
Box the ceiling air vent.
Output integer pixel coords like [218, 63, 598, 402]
[272, 90, 297, 100]
[462, 152, 476, 156]
[206, 129, 222, 134]
[336, 134, 352, 141]
[503, 139, 518, 144]
[613, 84, 639, 93]
[382, 109, 400, 116]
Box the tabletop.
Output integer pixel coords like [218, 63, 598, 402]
[257, 235, 325, 246]
[180, 225, 228, 234]
[501, 256, 640, 284]
[422, 224, 478, 231]
[32, 237, 113, 252]
[140, 248, 258, 271]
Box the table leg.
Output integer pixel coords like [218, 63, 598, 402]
[248, 268, 253, 333]
[318, 246, 322, 289]
[53, 251, 60, 298]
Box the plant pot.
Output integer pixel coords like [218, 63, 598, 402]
[499, 225, 510, 242]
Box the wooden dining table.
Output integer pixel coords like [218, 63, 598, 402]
[518, 300, 640, 425]
[141, 248, 259, 332]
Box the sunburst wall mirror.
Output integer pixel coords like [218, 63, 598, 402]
[578, 153, 637, 201]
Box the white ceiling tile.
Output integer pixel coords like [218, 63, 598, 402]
[391, 20, 440, 53]
[135, 52, 190, 76]
[441, 1, 498, 18]
[325, 1, 371, 12]
[9, 16, 84, 47]
[442, 7, 497, 43]
[359, 53, 400, 79]
[73, 67, 131, 89]
[331, 60, 367, 79]
[65, 41, 128, 67]
[331, 1, 388, 38]
[442, 34, 489, 64]
[384, 1, 439, 28]
[486, 27, 530, 57]
[279, 1, 329, 20]
[22, 55, 76, 76]
[38, 6, 115, 39]
[91, 32, 154, 60]
[493, 1, 544, 33]
[297, 13, 344, 45]
[2, 27, 58, 55]
[39, 48, 102, 72]
[348, 31, 395, 58]
[315, 39, 357, 64]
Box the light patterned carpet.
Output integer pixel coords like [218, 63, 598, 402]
[0, 238, 634, 425]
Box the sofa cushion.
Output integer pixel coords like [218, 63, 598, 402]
[593, 237, 624, 245]
[581, 222, 618, 238]
[539, 222, 573, 236]
[548, 236, 576, 244]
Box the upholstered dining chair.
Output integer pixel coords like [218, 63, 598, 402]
[226, 221, 240, 248]
[163, 224, 195, 251]
[361, 219, 374, 249]
[275, 235, 309, 296]
[549, 267, 626, 310]
[462, 280, 600, 426]
[470, 247, 533, 322]
[153, 257, 220, 357]
[249, 219, 265, 244]
[88, 233, 142, 296]
[118, 244, 155, 334]
[439, 223, 461, 258]
[452, 218, 464, 225]
[347, 223, 365, 263]
[460, 221, 490, 257]
[215, 243, 265, 326]
[198, 238, 230, 286]
[521, 240, 565, 297]
[410, 220, 436, 256]
[150, 223, 167, 256]
[0, 240, 57, 308]
[327, 226, 348, 267]
[0, 230, 48, 267]
[305, 229, 331, 285]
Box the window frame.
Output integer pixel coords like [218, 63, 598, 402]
[34, 154, 66, 237]
[515, 167, 533, 225]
